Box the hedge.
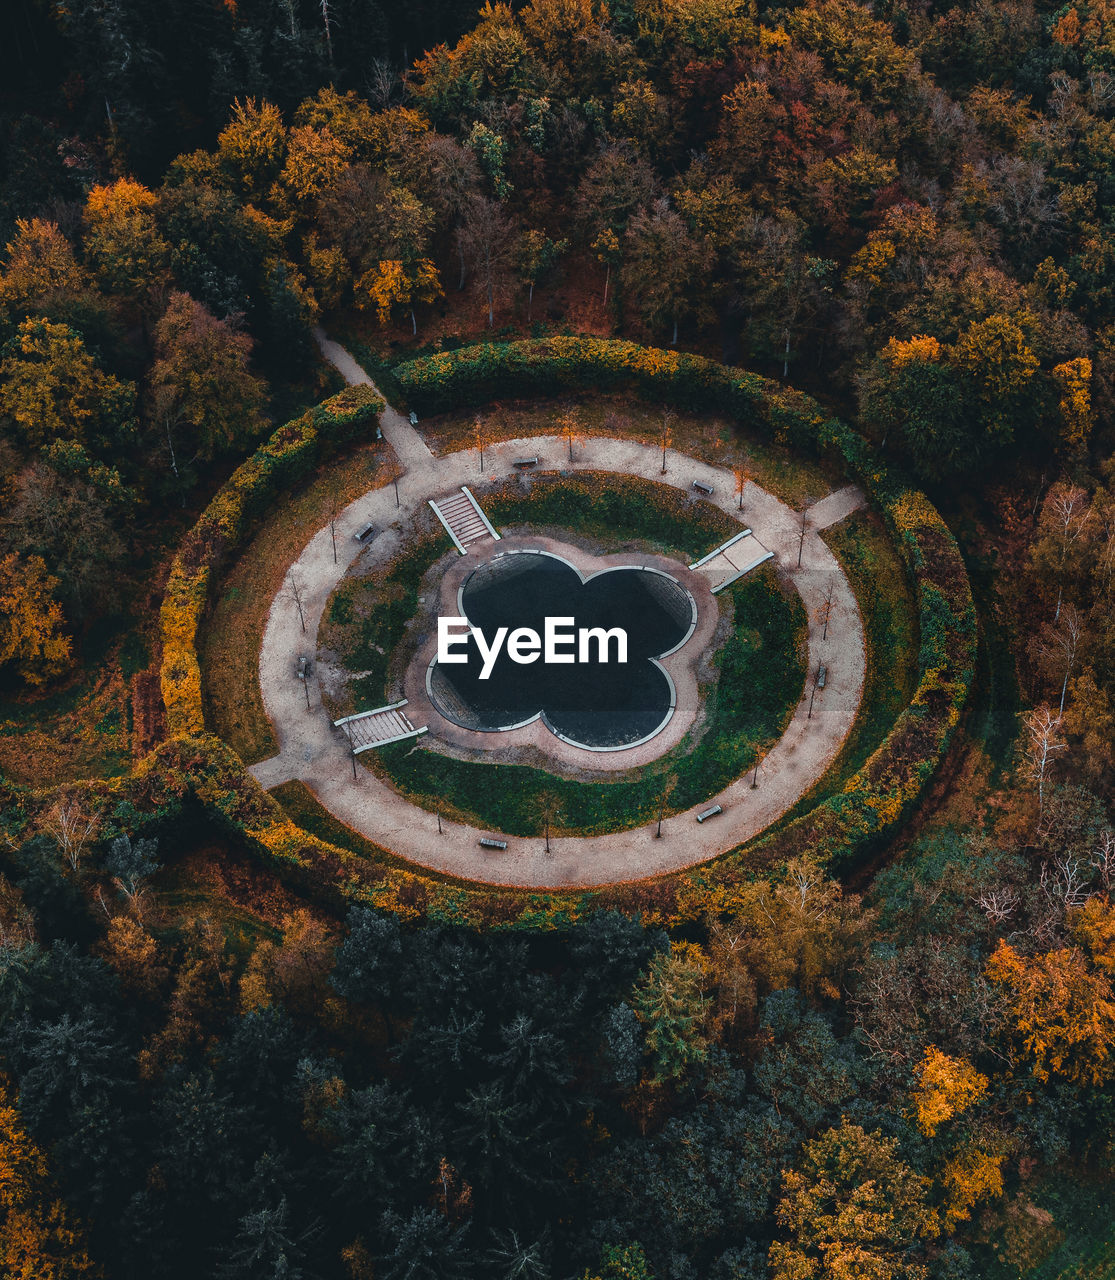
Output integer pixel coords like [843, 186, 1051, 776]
[160, 385, 384, 737]
[393, 338, 978, 878]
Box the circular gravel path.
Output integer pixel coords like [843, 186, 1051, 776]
[246, 336, 866, 888]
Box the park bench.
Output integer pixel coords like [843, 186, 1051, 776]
[296, 655, 311, 680]
[696, 804, 723, 823]
[354, 523, 376, 543]
[479, 836, 509, 850]
[513, 456, 539, 469]
[816, 664, 827, 690]
[692, 479, 714, 496]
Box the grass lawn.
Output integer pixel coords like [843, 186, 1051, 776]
[372, 563, 805, 835]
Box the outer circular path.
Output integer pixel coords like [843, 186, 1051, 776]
[247, 335, 867, 888]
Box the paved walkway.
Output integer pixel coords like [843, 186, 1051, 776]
[247, 336, 867, 888]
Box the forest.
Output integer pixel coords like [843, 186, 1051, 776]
[2, 0, 1115, 1276]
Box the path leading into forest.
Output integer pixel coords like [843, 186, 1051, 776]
[247, 334, 867, 888]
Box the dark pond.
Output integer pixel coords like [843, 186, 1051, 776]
[428, 551, 695, 750]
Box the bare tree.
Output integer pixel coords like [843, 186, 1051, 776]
[733, 464, 748, 512]
[365, 58, 400, 109]
[655, 772, 678, 838]
[1091, 829, 1115, 892]
[47, 797, 99, 873]
[457, 194, 516, 327]
[425, 138, 484, 291]
[977, 885, 1020, 926]
[815, 576, 836, 641]
[1022, 704, 1067, 821]
[1041, 482, 1091, 621]
[659, 410, 675, 474]
[472, 416, 491, 473]
[320, 0, 334, 64]
[285, 571, 308, 633]
[797, 500, 814, 568]
[533, 791, 561, 857]
[558, 408, 583, 462]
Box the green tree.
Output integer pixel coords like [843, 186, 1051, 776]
[631, 945, 710, 1082]
[581, 1242, 654, 1280]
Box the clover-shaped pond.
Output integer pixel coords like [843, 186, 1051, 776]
[427, 550, 697, 750]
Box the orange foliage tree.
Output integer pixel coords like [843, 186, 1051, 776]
[985, 939, 1115, 1086]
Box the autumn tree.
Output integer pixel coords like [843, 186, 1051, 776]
[457, 194, 516, 327]
[985, 939, 1115, 1086]
[621, 198, 713, 344]
[0, 554, 72, 687]
[0, 220, 91, 319]
[0, 319, 136, 454]
[910, 1046, 988, 1137]
[271, 123, 352, 218]
[516, 228, 566, 321]
[150, 291, 267, 466]
[215, 97, 288, 198]
[770, 1121, 939, 1280]
[1052, 357, 1093, 456]
[6, 450, 130, 618]
[83, 179, 171, 297]
[0, 1075, 99, 1280]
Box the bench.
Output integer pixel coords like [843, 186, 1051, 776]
[296, 655, 311, 680]
[692, 480, 714, 496]
[696, 804, 723, 823]
[479, 836, 508, 850]
[816, 664, 827, 690]
[513, 456, 539, 469]
[354, 523, 376, 543]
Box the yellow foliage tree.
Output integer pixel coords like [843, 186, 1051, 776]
[1070, 898, 1115, 976]
[0, 1075, 99, 1279]
[882, 335, 942, 368]
[985, 939, 1115, 1086]
[272, 125, 351, 217]
[0, 220, 91, 317]
[0, 553, 72, 687]
[911, 1046, 988, 1137]
[83, 179, 171, 296]
[0, 317, 135, 451]
[215, 97, 287, 196]
[938, 1145, 1004, 1230]
[770, 1121, 939, 1280]
[358, 258, 442, 333]
[1052, 356, 1093, 454]
[951, 313, 1039, 438]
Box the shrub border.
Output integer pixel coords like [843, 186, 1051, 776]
[9, 340, 975, 931]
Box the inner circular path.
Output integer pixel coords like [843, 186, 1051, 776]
[250, 427, 870, 880]
[248, 349, 867, 887]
